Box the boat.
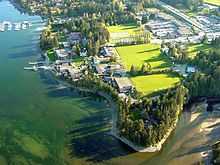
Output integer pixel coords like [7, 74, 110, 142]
[28, 61, 45, 65]
[3, 21, 12, 31]
[7, 23, 12, 30]
[0, 23, 4, 32]
[23, 21, 31, 28]
[24, 66, 38, 71]
[14, 23, 21, 31]
[21, 23, 27, 30]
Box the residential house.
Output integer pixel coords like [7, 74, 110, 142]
[114, 77, 133, 93]
[55, 49, 71, 60]
[68, 32, 81, 45]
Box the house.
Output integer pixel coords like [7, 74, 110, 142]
[95, 64, 108, 74]
[68, 32, 81, 45]
[186, 66, 196, 73]
[80, 48, 87, 57]
[55, 49, 71, 60]
[114, 77, 133, 93]
[61, 42, 70, 48]
[100, 47, 114, 57]
[106, 64, 126, 76]
[59, 63, 81, 80]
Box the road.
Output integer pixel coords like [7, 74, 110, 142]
[157, 1, 204, 31]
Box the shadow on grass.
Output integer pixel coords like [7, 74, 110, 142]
[143, 55, 169, 63]
[137, 48, 160, 54]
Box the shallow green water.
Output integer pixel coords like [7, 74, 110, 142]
[0, 1, 129, 164]
[1, 1, 220, 165]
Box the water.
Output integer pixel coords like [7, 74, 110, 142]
[1, 1, 220, 165]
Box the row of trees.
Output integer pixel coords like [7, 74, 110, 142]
[162, 0, 204, 11]
[161, 42, 189, 63]
[69, 70, 187, 147]
[185, 49, 220, 98]
[117, 85, 187, 146]
[40, 28, 59, 50]
[130, 62, 152, 76]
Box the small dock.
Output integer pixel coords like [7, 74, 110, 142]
[24, 61, 51, 72]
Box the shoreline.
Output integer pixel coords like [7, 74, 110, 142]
[57, 76, 182, 153]
[110, 111, 180, 152]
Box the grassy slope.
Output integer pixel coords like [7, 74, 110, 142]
[116, 44, 180, 95]
[131, 73, 180, 95]
[204, 0, 220, 6]
[107, 24, 141, 43]
[116, 44, 171, 71]
[107, 24, 140, 34]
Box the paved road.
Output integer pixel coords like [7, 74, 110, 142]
[157, 1, 204, 31]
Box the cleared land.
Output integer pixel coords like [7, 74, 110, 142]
[116, 44, 180, 95]
[131, 73, 180, 95]
[107, 24, 141, 43]
[116, 44, 172, 71]
[204, 0, 220, 6]
[107, 24, 140, 34]
[187, 43, 211, 58]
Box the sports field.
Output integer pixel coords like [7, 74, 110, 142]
[204, 0, 220, 6]
[131, 73, 180, 95]
[116, 44, 180, 95]
[107, 24, 141, 43]
[107, 24, 140, 35]
[116, 44, 172, 71]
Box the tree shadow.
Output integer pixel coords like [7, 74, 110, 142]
[39, 73, 135, 163]
[68, 110, 134, 163]
[137, 48, 160, 54]
[143, 55, 168, 63]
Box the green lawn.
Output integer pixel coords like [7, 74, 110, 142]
[187, 43, 211, 58]
[107, 24, 141, 43]
[131, 73, 180, 95]
[71, 56, 84, 66]
[47, 49, 56, 61]
[116, 44, 172, 71]
[204, 0, 220, 6]
[107, 24, 140, 34]
[116, 44, 180, 95]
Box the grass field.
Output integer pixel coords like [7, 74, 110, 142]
[204, 0, 220, 6]
[107, 24, 141, 43]
[47, 49, 56, 61]
[116, 44, 180, 95]
[131, 73, 180, 95]
[116, 44, 172, 71]
[187, 43, 211, 58]
[107, 24, 140, 34]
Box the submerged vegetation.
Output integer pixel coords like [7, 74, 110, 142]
[13, 0, 220, 163]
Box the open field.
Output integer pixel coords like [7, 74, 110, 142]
[107, 24, 140, 35]
[204, 0, 220, 6]
[107, 24, 141, 43]
[187, 43, 211, 58]
[116, 44, 180, 95]
[116, 44, 172, 71]
[131, 73, 180, 95]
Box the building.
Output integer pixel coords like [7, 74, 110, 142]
[95, 64, 108, 74]
[186, 66, 196, 73]
[114, 77, 133, 93]
[68, 32, 81, 45]
[55, 49, 70, 60]
[100, 47, 114, 57]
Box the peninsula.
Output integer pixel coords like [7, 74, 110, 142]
[15, 0, 220, 163]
